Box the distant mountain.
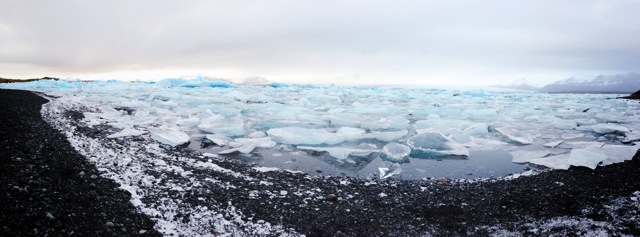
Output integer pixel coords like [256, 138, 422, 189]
[492, 79, 539, 91]
[540, 73, 640, 93]
[493, 84, 539, 91]
[0, 76, 59, 83]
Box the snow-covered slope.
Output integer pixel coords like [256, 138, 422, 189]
[540, 73, 640, 93]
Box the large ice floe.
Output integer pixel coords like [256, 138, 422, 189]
[1, 78, 638, 174]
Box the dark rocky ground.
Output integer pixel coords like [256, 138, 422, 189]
[620, 90, 640, 100]
[0, 89, 161, 236]
[1, 88, 640, 236]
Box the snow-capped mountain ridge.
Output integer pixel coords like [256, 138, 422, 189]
[541, 73, 640, 93]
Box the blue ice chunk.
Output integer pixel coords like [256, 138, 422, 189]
[267, 127, 344, 145]
[179, 77, 234, 88]
[463, 90, 486, 97]
[407, 132, 469, 159]
[381, 143, 411, 163]
[270, 82, 289, 88]
[156, 78, 190, 87]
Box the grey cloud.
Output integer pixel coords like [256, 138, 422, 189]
[1, 0, 638, 85]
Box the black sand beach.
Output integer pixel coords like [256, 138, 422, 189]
[0, 89, 161, 236]
[2, 88, 640, 236]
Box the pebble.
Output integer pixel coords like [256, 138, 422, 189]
[79, 171, 85, 177]
[45, 212, 55, 220]
[435, 178, 450, 184]
[105, 222, 115, 228]
[90, 174, 98, 179]
[139, 230, 147, 234]
[325, 194, 338, 202]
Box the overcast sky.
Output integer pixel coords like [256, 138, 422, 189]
[1, 1, 639, 86]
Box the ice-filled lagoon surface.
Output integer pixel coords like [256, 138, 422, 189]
[3, 78, 639, 179]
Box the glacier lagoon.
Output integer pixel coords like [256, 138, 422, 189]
[2, 78, 638, 179]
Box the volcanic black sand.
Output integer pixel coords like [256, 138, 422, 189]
[2, 88, 640, 236]
[0, 89, 161, 236]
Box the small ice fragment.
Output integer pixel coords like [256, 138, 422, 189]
[218, 145, 256, 154]
[510, 150, 551, 163]
[553, 120, 576, 130]
[568, 148, 608, 169]
[495, 127, 533, 145]
[379, 164, 402, 179]
[205, 134, 231, 146]
[253, 167, 280, 172]
[561, 133, 584, 140]
[381, 143, 411, 162]
[591, 123, 630, 134]
[107, 128, 148, 138]
[559, 141, 604, 149]
[407, 132, 469, 158]
[528, 154, 570, 170]
[543, 141, 563, 148]
[229, 137, 277, 149]
[220, 137, 276, 154]
[148, 127, 190, 146]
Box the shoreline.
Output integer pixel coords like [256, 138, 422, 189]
[1, 88, 639, 236]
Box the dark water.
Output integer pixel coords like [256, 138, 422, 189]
[189, 137, 530, 179]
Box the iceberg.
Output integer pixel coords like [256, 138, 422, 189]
[600, 145, 639, 164]
[156, 78, 190, 87]
[527, 154, 571, 170]
[406, 132, 469, 159]
[381, 143, 411, 162]
[148, 127, 190, 146]
[495, 127, 533, 145]
[204, 134, 232, 146]
[198, 119, 245, 137]
[462, 123, 489, 137]
[363, 130, 408, 142]
[591, 123, 630, 134]
[267, 127, 366, 145]
[179, 79, 234, 88]
[624, 131, 640, 142]
[568, 148, 608, 169]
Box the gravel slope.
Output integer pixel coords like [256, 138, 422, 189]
[1, 88, 639, 236]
